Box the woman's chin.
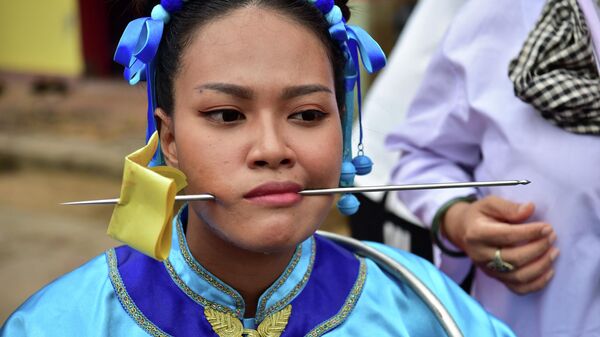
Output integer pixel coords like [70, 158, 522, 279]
[228, 222, 314, 254]
[191, 202, 329, 254]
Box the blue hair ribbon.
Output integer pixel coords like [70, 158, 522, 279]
[114, 17, 165, 166]
[338, 24, 386, 170]
[334, 22, 386, 215]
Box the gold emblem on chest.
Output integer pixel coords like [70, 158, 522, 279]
[204, 305, 292, 337]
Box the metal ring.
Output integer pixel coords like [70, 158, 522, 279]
[486, 248, 514, 273]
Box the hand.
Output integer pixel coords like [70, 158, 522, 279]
[442, 195, 559, 294]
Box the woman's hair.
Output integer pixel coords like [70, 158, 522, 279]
[150, 0, 351, 116]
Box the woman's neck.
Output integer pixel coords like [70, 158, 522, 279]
[185, 214, 296, 318]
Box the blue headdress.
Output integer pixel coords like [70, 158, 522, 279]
[114, 0, 386, 215]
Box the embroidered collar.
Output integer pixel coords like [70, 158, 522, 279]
[165, 206, 315, 324]
[107, 230, 365, 336]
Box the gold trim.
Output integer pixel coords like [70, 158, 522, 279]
[304, 257, 367, 337]
[259, 237, 316, 322]
[255, 244, 302, 320]
[164, 259, 237, 316]
[176, 215, 245, 317]
[106, 249, 171, 337]
[256, 236, 314, 322]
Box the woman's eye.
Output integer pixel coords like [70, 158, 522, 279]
[204, 109, 246, 123]
[289, 110, 327, 122]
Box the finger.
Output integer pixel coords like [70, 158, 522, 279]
[473, 221, 553, 246]
[501, 232, 557, 268]
[480, 196, 535, 223]
[495, 247, 559, 285]
[506, 268, 555, 295]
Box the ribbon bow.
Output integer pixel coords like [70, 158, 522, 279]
[344, 25, 387, 91]
[107, 132, 187, 261]
[331, 22, 387, 165]
[114, 17, 164, 144]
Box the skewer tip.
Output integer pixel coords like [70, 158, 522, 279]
[519, 180, 531, 185]
[60, 201, 92, 206]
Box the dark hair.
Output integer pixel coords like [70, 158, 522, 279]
[153, 0, 351, 116]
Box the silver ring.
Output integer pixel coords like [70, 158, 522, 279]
[486, 248, 514, 273]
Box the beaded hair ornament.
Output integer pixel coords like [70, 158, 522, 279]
[114, 0, 386, 216]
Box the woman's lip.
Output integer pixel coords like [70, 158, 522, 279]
[244, 182, 303, 206]
[244, 181, 303, 198]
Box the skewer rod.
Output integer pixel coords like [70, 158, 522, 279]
[61, 194, 215, 206]
[61, 180, 529, 205]
[299, 180, 530, 195]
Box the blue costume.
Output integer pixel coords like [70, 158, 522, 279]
[1, 207, 514, 336]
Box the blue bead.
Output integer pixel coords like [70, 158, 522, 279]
[314, 0, 334, 14]
[326, 6, 343, 25]
[340, 161, 356, 185]
[151, 5, 170, 23]
[161, 0, 183, 12]
[352, 155, 373, 175]
[337, 194, 360, 215]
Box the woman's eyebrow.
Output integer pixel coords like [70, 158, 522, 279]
[281, 85, 332, 100]
[195, 83, 253, 99]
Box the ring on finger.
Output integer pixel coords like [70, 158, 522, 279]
[486, 248, 514, 273]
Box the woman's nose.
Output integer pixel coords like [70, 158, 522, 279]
[246, 120, 296, 170]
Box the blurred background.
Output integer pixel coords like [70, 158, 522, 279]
[0, 0, 417, 322]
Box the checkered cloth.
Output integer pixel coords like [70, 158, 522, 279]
[509, 0, 600, 135]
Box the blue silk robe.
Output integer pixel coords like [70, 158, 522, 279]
[1, 208, 514, 336]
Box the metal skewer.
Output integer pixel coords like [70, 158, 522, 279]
[61, 194, 216, 206]
[61, 180, 529, 206]
[299, 179, 530, 195]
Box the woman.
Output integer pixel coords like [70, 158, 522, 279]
[1, 1, 514, 336]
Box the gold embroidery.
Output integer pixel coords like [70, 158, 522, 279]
[205, 305, 292, 337]
[256, 237, 314, 322]
[255, 244, 302, 319]
[164, 259, 236, 316]
[257, 305, 292, 337]
[106, 249, 171, 337]
[204, 307, 243, 337]
[176, 215, 245, 317]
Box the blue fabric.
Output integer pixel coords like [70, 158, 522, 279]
[335, 243, 517, 337]
[114, 246, 217, 336]
[0, 255, 144, 336]
[169, 207, 246, 316]
[256, 238, 313, 322]
[1, 226, 515, 336]
[281, 235, 360, 336]
[160, 0, 183, 13]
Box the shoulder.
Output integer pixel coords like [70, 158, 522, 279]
[15, 251, 112, 308]
[439, 0, 544, 61]
[1, 251, 119, 336]
[366, 242, 515, 336]
[364, 241, 447, 284]
[328, 238, 516, 336]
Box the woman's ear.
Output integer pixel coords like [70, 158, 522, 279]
[155, 108, 178, 167]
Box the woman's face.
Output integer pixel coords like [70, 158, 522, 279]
[159, 6, 342, 254]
